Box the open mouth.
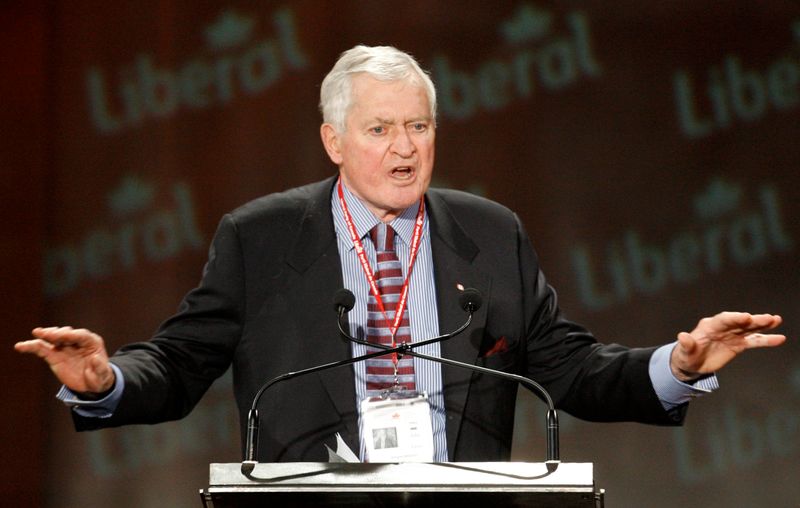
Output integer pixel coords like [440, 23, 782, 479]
[391, 166, 414, 178]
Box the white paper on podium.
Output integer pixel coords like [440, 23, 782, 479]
[325, 432, 360, 463]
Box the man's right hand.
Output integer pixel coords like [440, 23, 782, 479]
[15, 327, 115, 396]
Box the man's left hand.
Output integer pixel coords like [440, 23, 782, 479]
[671, 312, 786, 382]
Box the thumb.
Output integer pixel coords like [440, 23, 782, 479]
[677, 331, 697, 354]
[86, 354, 114, 392]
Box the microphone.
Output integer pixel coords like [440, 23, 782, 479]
[241, 286, 472, 475]
[335, 287, 560, 471]
[334, 288, 479, 352]
[241, 288, 559, 474]
[333, 288, 356, 315]
[337, 287, 479, 315]
[241, 338, 417, 474]
[458, 287, 482, 313]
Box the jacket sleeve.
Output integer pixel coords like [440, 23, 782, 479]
[74, 214, 245, 430]
[516, 214, 685, 425]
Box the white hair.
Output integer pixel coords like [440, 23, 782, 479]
[319, 45, 437, 132]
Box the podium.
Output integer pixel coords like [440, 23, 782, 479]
[200, 462, 604, 507]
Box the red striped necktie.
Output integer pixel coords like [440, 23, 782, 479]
[365, 224, 416, 395]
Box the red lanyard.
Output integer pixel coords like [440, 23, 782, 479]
[337, 179, 425, 352]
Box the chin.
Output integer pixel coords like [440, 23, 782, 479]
[393, 193, 424, 210]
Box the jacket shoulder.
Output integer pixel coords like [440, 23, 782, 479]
[428, 187, 519, 229]
[226, 178, 334, 230]
[429, 187, 514, 214]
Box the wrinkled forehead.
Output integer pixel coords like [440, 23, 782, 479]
[347, 74, 432, 116]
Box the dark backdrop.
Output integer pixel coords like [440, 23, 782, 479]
[3, 1, 799, 506]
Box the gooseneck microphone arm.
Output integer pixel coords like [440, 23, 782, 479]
[334, 289, 560, 471]
[241, 293, 481, 474]
[333, 287, 479, 351]
[241, 288, 559, 474]
[242, 339, 433, 470]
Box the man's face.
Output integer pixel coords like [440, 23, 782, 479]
[321, 74, 435, 222]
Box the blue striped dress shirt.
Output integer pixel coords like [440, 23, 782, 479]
[331, 182, 448, 462]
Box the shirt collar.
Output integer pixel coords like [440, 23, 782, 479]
[331, 178, 426, 251]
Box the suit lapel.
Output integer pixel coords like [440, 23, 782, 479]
[282, 182, 492, 458]
[285, 177, 360, 452]
[426, 190, 491, 460]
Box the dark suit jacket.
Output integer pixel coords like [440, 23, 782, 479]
[75, 177, 682, 461]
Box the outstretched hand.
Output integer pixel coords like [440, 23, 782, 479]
[671, 312, 786, 381]
[14, 327, 115, 396]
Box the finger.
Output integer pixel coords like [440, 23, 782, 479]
[744, 333, 787, 349]
[14, 339, 55, 358]
[721, 312, 778, 327]
[709, 312, 756, 334]
[32, 326, 100, 349]
[708, 312, 781, 335]
[33, 326, 73, 336]
[31, 326, 75, 345]
[747, 314, 782, 332]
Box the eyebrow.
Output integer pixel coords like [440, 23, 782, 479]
[372, 116, 431, 125]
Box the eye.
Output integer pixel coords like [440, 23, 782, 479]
[410, 122, 427, 132]
[370, 126, 385, 135]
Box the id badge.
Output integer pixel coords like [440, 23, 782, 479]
[360, 391, 434, 463]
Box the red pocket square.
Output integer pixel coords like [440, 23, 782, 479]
[484, 336, 509, 357]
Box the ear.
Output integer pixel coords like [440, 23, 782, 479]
[320, 123, 344, 165]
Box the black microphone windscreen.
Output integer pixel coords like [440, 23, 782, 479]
[458, 288, 482, 312]
[333, 288, 356, 313]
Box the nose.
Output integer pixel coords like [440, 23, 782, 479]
[391, 129, 415, 158]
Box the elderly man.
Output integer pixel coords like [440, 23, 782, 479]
[16, 45, 785, 463]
